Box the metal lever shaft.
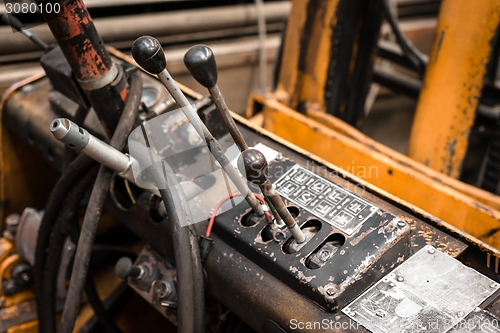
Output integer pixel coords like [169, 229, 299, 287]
[238, 149, 306, 243]
[184, 44, 248, 152]
[132, 36, 264, 216]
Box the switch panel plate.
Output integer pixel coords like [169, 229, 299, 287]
[343, 245, 500, 333]
[213, 159, 411, 311]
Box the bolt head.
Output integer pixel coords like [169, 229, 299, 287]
[428, 248, 436, 254]
[326, 287, 337, 296]
[319, 250, 331, 261]
[397, 220, 406, 228]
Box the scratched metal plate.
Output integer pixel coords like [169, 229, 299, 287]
[274, 164, 378, 235]
[342, 245, 500, 333]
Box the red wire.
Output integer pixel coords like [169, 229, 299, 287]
[206, 192, 271, 237]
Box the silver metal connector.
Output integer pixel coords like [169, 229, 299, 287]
[51, 118, 137, 187]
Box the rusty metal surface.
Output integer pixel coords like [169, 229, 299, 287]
[233, 108, 500, 265]
[407, 0, 500, 178]
[249, 94, 500, 249]
[214, 158, 412, 312]
[275, 0, 344, 113]
[35, 0, 113, 82]
[275, 0, 381, 126]
[343, 245, 500, 333]
[302, 105, 500, 213]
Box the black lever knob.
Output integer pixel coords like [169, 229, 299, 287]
[184, 45, 218, 89]
[132, 36, 166, 75]
[2, 13, 24, 32]
[237, 148, 269, 185]
[115, 257, 144, 279]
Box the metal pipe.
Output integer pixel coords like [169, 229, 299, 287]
[50, 118, 136, 186]
[34, 0, 127, 133]
[34, 0, 113, 82]
[407, 0, 500, 177]
[0, 3, 291, 56]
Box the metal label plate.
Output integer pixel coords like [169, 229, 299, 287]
[274, 164, 378, 235]
[343, 245, 500, 333]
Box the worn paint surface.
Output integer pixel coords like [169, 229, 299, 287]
[407, 0, 500, 177]
[40, 0, 113, 81]
[275, 0, 341, 111]
[299, 100, 500, 211]
[254, 95, 500, 248]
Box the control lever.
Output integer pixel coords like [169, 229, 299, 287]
[184, 45, 248, 152]
[132, 36, 264, 217]
[183, 45, 286, 230]
[1, 14, 50, 52]
[238, 149, 306, 244]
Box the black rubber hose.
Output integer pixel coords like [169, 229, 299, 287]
[84, 269, 123, 333]
[41, 165, 129, 333]
[68, 222, 135, 333]
[158, 184, 196, 333]
[138, 120, 203, 332]
[382, 0, 426, 78]
[57, 69, 142, 333]
[40, 164, 98, 333]
[35, 153, 95, 333]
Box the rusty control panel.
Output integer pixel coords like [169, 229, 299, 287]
[214, 157, 410, 311]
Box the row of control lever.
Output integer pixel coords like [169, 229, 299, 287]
[50, 35, 306, 244]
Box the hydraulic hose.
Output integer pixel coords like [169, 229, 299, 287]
[41, 164, 129, 333]
[138, 118, 204, 332]
[35, 153, 95, 333]
[39, 164, 98, 333]
[157, 162, 202, 333]
[57, 69, 142, 333]
[382, 0, 426, 77]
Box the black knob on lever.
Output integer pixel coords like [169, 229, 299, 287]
[132, 36, 166, 75]
[115, 257, 146, 280]
[184, 45, 218, 89]
[237, 149, 269, 185]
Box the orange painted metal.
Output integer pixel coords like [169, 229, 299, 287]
[275, 0, 340, 111]
[38, 0, 113, 81]
[407, 0, 500, 177]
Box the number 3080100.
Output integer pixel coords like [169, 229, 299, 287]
[5, 2, 61, 14]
